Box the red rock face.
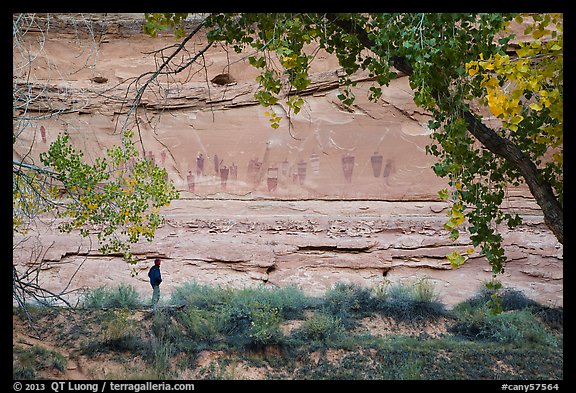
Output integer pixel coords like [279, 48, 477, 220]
[12, 14, 562, 307]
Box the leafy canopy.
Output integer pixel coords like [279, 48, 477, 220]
[14, 129, 180, 264]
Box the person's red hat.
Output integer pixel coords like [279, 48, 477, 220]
[154, 258, 161, 265]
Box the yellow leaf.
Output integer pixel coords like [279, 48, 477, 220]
[516, 63, 529, 73]
[550, 43, 561, 51]
[516, 47, 532, 58]
[529, 102, 543, 111]
[552, 152, 563, 165]
[481, 62, 494, 71]
[482, 76, 499, 89]
[487, 95, 505, 117]
[446, 251, 466, 268]
[510, 115, 524, 125]
[532, 29, 546, 39]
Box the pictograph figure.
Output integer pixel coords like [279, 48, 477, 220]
[310, 152, 320, 175]
[248, 158, 262, 185]
[196, 153, 204, 176]
[214, 154, 220, 175]
[220, 165, 229, 190]
[147, 151, 155, 165]
[230, 163, 238, 181]
[371, 152, 383, 178]
[40, 125, 47, 144]
[382, 159, 393, 178]
[297, 160, 307, 185]
[281, 159, 290, 177]
[342, 153, 355, 183]
[186, 171, 195, 193]
[267, 167, 279, 192]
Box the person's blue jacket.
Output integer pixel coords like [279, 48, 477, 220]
[148, 265, 162, 287]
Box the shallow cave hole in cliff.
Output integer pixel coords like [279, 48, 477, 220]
[211, 73, 236, 86]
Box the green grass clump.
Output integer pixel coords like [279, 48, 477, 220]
[171, 282, 309, 350]
[457, 284, 563, 332]
[81, 283, 142, 309]
[374, 279, 446, 322]
[293, 311, 344, 343]
[176, 307, 221, 344]
[449, 302, 559, 346]
[170, 281, 232, 309]
[320, 280, 445, 328]
[321, 283, 375, 329]
[13, 345, 67, 379]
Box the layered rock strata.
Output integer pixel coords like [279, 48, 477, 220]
[13, 14, 563, 307]
[13, 198, 562, 307]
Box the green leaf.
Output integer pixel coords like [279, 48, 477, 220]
[446, 251, 466, 268]
[450, 229, 460, 241]
[438, 188, 449, 201]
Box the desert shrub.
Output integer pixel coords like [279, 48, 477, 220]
[255, 285, 317, 320]
[13, 345, 67, 378]
[170, 281, 232, 310]
[147, 335, 176, 379]
[172, 282, 318, 348]
[461, 285, 539, 312]
[216, 300, 284, 349]
[81, 284, 142, 309]
[376, 279, 445, 322]
[457, 284, 563, 333]
[172, 281, 316, 320]
[218, 303, 253, 338]
[96, 308, 143, 352]
[534, 306, 563, 331]
[13, 366, 36, 379]
[412, 278, 440, 303]
[226, 285, 317, 320]
[152, 309, 184, 344]
[321, 283, 376, 329]
[294, 311, 344, 342]
[247, 303, 283, 347]
[449, 304, 558, 346]
[176, 307, 221, 343]
[173, 282, 311, 350]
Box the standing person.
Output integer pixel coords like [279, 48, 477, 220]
[148, 258, 162, 309]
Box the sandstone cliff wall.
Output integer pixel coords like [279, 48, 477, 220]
[13, 14, 562, 307]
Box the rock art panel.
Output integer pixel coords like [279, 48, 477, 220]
[12, 15, 447, 201]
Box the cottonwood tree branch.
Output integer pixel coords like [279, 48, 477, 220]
[117, 16, 213, 149]
[13, 237, 89, 337]
[326, 13, 563, 244]
[461, 111, 563, 243]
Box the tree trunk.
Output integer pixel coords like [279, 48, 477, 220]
[327, 14, 563, 244]
[462, 111, 563, 244]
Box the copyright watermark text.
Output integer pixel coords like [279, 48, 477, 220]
[13, 382, 195, 393]
[501, 384, 559, 391]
